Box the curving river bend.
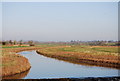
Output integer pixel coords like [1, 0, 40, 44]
[17, 50, 119, 79]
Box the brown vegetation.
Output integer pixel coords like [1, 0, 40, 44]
[36, 46, 120, 69]
[1, 46, 43, 77]
[2, 69, 30, 79]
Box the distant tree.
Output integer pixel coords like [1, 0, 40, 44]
[9, 40, 13, 45]
[28, 40, 34, 46]
[19, 40, 23, 45]
[13, 40, 17, 45]
[0, 41, 1, 43]
[2, 41, 6, 45]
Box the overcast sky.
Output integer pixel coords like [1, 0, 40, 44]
[2, 2, 118, 41]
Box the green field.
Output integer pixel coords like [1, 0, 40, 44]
[39, 45, 119, 56]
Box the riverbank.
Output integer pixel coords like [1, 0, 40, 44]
[1, 44, 65, 77]
[1, 46, 44, 77]
[2, 69, 30, 79]
[36, 45, 120, 69]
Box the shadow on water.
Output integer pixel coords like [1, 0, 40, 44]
[2, 69, 30, 79]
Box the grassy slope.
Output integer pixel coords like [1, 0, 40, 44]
[1, 46, 35, 77]
[37, 45, 120, 68]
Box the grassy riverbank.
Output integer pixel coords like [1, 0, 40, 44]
[37, 45, 120, 69]
[1, 45, 44, 77]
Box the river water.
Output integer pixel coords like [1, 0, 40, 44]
[18, 50, 119, 79]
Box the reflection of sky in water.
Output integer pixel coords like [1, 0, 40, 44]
[18, 51, 119, 79]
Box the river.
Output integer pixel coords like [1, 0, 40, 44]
[17, 50, 119, 79]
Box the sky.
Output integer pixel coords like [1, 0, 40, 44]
[0, 2, 2, 41]
[1, 0, 119, 2]
[2, 2, 118, 41]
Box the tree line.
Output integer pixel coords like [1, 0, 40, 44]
[0, 40, 119, 46]
[0, 40, 34, 46]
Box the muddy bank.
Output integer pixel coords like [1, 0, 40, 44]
[2, 77, 120, 81]
[36, 51, 120, 69]
[2, 69, 30, 79]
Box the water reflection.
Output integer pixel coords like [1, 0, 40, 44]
[2, 69, 30, 79]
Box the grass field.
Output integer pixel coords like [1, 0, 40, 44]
[37, 45, 119, 56]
